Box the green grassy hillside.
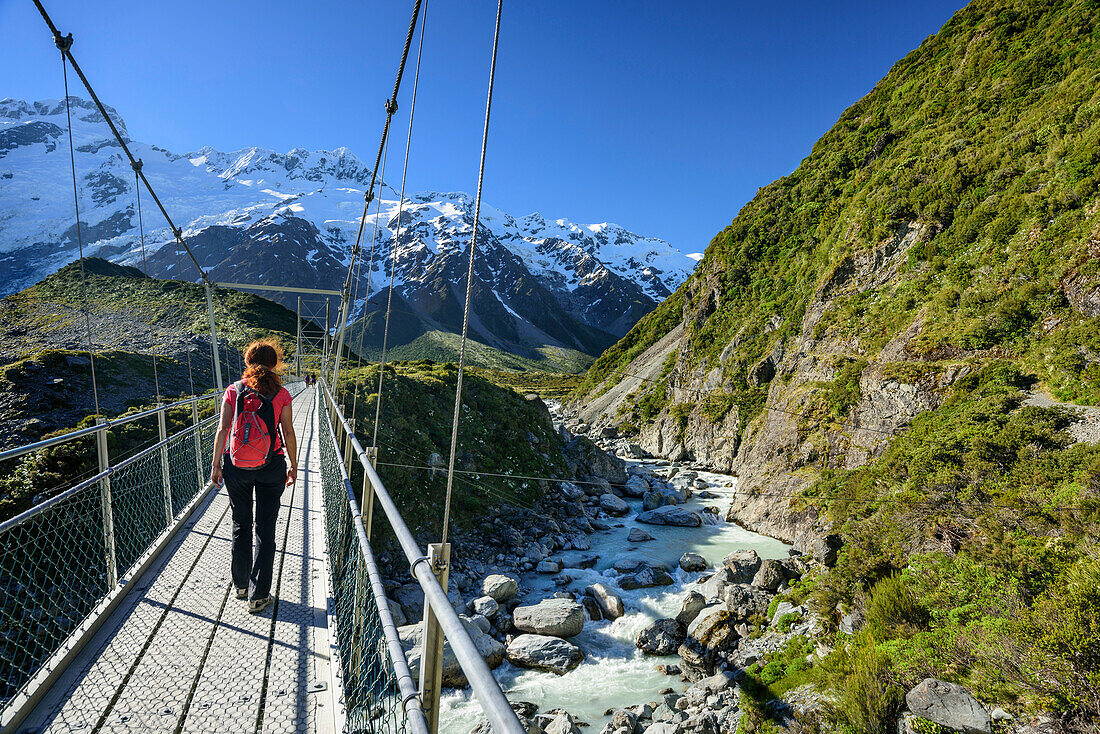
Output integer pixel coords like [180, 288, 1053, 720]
[574, 0, 1100, 729]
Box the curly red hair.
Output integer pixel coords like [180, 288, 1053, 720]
[241, 338, 285, 395]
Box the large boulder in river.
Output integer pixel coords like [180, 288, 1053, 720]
[696, 567, 735, 602]
[676, 590, 707, 627]
[507, 634, 585, 675]
[678, 606, 739, 680]
[679, 552, 707, 572]
[584, 583, 625, 620]
[721, 549, 762, 583]
[905, 679, 992, 734]
[399, 616, 505, 687]
[635, 618, 685, 656]
[642, 490, 667, 511]
[482, 574, 519, 602]
[620, 565, 674, 590]
[636, 505, 703, 527]
[623, 475, 650, 498]
[513, 598, 585, 637]
[599, 493, 630, 516]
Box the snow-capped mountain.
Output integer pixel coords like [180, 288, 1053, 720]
[0, 97, 699, 359]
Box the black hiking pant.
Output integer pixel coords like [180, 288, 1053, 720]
[223, 454, 287, 601]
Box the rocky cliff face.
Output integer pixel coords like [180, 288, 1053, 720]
[576, 224, 968, 548]
[571, 0, 1100, 551]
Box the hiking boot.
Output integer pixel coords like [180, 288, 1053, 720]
[249, 596, 274, 614]
[235, 587, 247, 600]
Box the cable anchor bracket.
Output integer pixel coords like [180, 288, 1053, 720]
[385, 98, 398, 116]
[54, 32, 73, 52]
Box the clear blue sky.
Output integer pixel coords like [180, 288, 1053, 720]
[0, 0, 966, 253]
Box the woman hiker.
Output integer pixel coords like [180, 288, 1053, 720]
[209, 339, 298, 613]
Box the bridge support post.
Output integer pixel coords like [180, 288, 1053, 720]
[157, 405, 173, 525]
[95, 420, 118, 587]
[419, 542, 451, 734]
[192, 401, 205, 489]
[204, 282, 224, 392]
[364, 447, 377, 539]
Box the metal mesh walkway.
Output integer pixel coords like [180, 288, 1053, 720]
[18, 389, 336, 734]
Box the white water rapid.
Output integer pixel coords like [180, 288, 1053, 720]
[440, 462, 791, 733]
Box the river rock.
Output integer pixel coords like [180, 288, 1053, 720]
[581, 596, 602, 621]
[627, 527, 655, 542]
[676, 590, 706, 626]
[678, 552, 707, 572]
[623, 475, 650, 498]
[696, 567, 734, 602]
[624, 443, 645, 458]
[613, 555, 646, 573]
[387, 598, 408, 627]
[724, 584, 770, 619]
[561, 552, 599, 570]
[721, 549, 762, 583]
[679, 606, 738, 680]
[600, 493, 631, 516]
[537, 559, 564, 574]
[399, 616, 505, 687]
[559, 481, 586, 500]
[565, 533, 591, 551]
[751, 559, 785, 591]
[905, 678, 992, 734]
[611, 709, 638, 733]
[513, 598, 585, 637]
[471, 595, 499, 618]
[620, 566, 674, 590]
[585, 583, 625, 620]
[692, 670, 737, 694]
[635, 618, 685, 655]
[636, 506, 702, 527]
[483, 574, 519, 602]
[642, 490, 667, 511]
[394, 583, 425, 621]
[507, 634, 585, 674]
[545, 712, 582, 734]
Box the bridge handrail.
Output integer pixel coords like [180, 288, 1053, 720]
[321, 399, 430, 734]
[319, 380, 525, 734]
[0, 417, 211, 536]
[0, 390, 221, 464]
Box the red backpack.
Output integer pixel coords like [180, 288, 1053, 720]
[228, 381, 279, 469]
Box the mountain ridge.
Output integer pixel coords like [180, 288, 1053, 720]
[0, 96, 699, 364]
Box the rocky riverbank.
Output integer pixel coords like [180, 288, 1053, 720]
[375, 396, 1046, 734]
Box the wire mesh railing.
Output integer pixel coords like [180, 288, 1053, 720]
[0, 393, 224, 725]
[317, 395, 409, 734]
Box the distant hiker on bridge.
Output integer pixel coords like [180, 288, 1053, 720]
[209, 339, 298, 613]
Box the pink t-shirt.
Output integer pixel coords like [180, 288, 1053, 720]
[223, 382, 292, 455]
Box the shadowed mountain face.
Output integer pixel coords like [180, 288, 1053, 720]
[0, 97, 700, 366]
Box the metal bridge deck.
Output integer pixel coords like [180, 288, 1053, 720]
[19, 389, 337, 734]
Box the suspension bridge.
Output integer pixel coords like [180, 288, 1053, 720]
[1, 0, 524, 732]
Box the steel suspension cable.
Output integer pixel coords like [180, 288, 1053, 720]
[342, 0, 425, 296]
[32, 0, 209, 284]
[59, 48, 101, 420]
[351, 138, 390, 432]
[441, 0, 503, 546]
[132, 162, 162, 403]
[372, 0, 429, 448]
